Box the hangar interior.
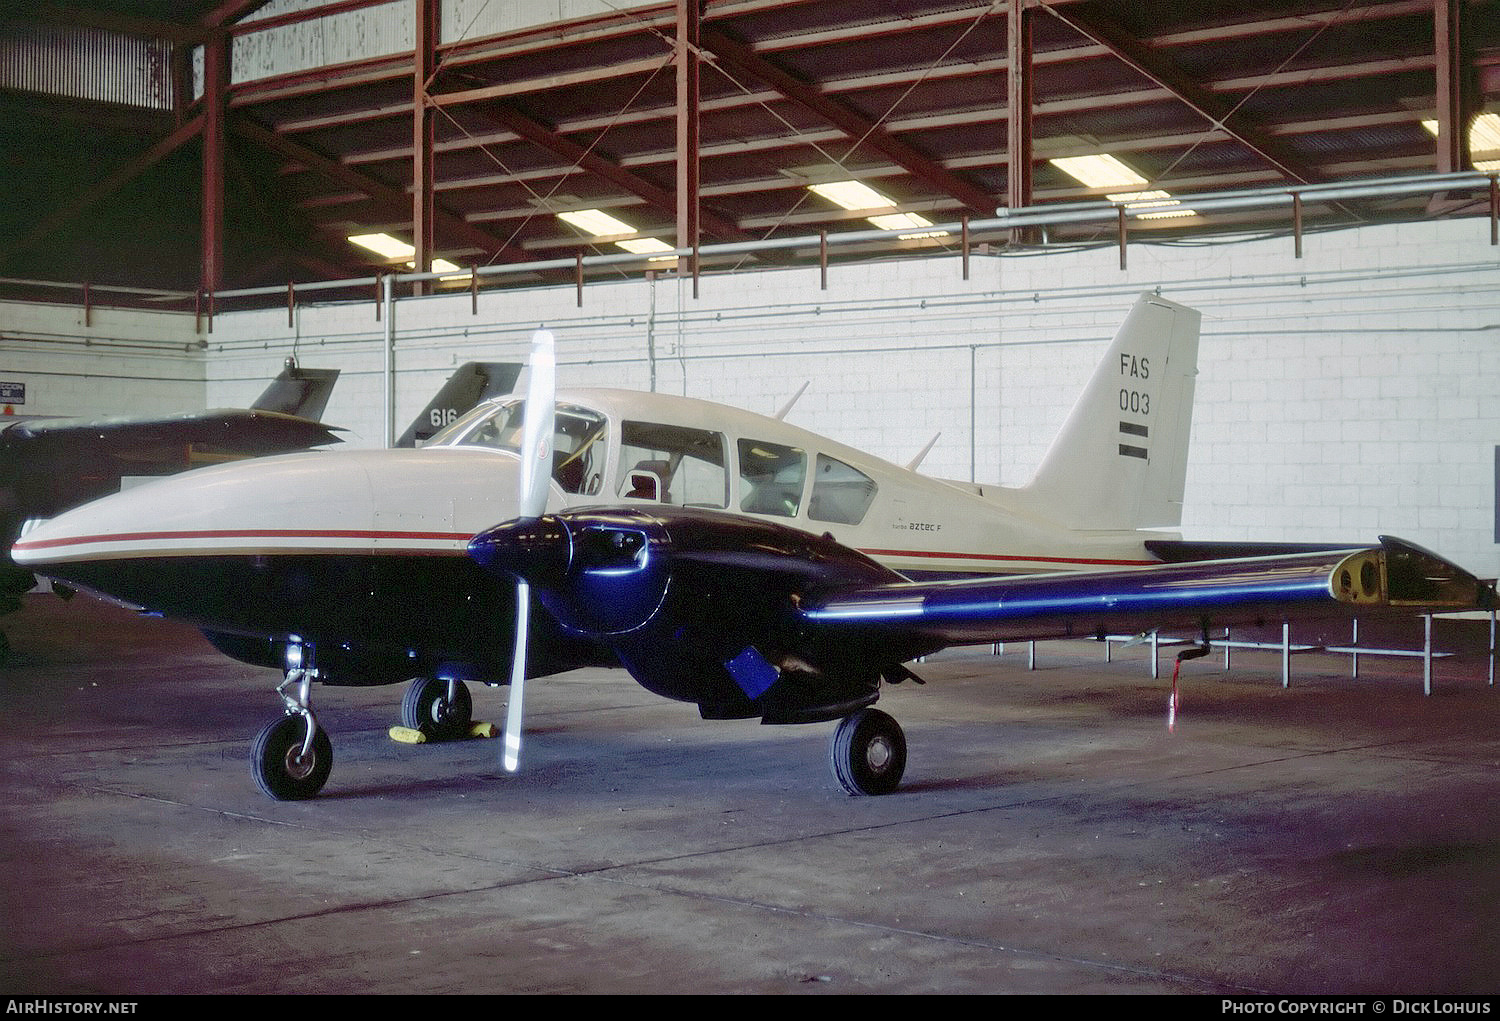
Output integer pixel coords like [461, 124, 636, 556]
[1, 0, 1499, 996]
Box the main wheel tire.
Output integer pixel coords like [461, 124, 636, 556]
[400, 677, 473, 741]
[251, 715, 333, 800]
[830, 707, 907, 796]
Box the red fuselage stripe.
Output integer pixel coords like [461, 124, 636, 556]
[13, 528, 473, 551]
[17, 528, 1154, 568]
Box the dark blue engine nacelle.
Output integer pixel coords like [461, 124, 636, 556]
[469, 506, 926, 722]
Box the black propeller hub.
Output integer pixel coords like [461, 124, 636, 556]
[470, 509, 673, 635]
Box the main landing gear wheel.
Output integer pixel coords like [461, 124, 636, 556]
[830, 707, 907, 796]
[252, 715, 333, 801]
[400, 677, 473, 741]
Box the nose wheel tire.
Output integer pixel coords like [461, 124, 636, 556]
[830, 707, 906, 796]
[400, 677, 474, 741]
[252, 715, 333, 800]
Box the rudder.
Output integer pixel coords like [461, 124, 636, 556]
[1022, 293, 1201, 531]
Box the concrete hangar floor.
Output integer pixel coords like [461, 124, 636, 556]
[1, 593, 1496, 995]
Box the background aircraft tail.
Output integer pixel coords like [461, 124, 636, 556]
[396, 361, 523, 447]
[1021, 293, 1201, 531]
[250, 359, 341, 421]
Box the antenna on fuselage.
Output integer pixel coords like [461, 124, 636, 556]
[906, 432, 942, 472]
[774, 381, 810, 421]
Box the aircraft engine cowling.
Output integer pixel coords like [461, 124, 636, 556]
[469, 509, 668, 636]
[468, 506, 918, 717]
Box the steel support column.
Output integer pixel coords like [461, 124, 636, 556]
[1007, 0, 1035, 241]
[413, 0, 439, 293]
[1434, 0, 1475, 175]
[676, 0, 702, 295]
[201, 30, 229, 293]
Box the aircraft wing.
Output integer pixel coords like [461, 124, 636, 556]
[471, 508, 1493, 727]
[0, 408, 342, 521]
[2, 407, 342, 459]
[798, 536, 1493, 647]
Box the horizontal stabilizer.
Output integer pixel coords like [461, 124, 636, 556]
[1145, 539, 1356, 563]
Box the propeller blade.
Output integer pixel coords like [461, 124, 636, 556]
[503, 580, 530, 772]
[517, 330, 555, 521]
[501, 329, 553, 772]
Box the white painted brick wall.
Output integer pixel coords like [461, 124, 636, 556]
[0, 300, 204, 417]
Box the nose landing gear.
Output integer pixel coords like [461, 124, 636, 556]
[251, 645, 333, 800]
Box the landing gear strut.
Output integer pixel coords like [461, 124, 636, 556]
[830, 707, 907, 796]
[251, 645, 333, 800]
[400, 677, 473, 741]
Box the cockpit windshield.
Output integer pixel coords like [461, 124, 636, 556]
[429, 398, 608, 496]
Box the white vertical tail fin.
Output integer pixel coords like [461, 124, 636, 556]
[1023, 293, 1201, 531]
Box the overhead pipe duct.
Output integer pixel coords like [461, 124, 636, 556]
[193, 171, 1499, 298]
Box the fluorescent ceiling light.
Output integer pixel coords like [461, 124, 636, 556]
[1421, 113, 1500, 151]
[868, 212, 932, 231]
[557, 208, 638, 237]
[867, 211, 949, 241]
[808, 180, 897, 211]
[1474, 113, 1500, 152]
[1049, 154, 1149, 190]
[810, 181, 950, 239]
[349, 232, 415, 260]
[1421, 113, 1500, 164]
[616, 237, 675, 255]
[349, 234, 466, 276]
[1107, 189, 1197, 219]
[556, 208, 677, 259]
[1051, 156, 1198, 219]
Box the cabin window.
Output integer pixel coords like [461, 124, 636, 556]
[738, 439, 806, 518]
[617, 421, 728, 507]
[808, 454, 877, 525]
[433, 399, 607, 496]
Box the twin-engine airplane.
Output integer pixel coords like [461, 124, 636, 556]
[12, 295, 1492, 799]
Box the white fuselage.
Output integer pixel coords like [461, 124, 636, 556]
[12, 386, 1164, 580]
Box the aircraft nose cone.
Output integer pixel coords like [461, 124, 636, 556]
[468, 516, 572, 585]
